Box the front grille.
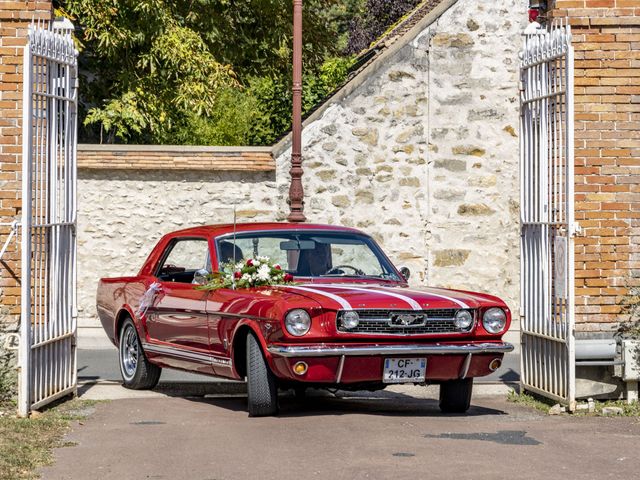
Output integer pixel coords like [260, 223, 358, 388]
[336, 309, 473, 335]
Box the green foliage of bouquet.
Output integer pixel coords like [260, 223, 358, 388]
[200, 257, 295, 291]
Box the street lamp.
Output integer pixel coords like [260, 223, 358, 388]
[287, 0, 306, 222]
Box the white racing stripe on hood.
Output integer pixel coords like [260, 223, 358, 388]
[287, 285, 352, 310]
[321, 285, 422, 310]
[400, 288, 471, 309]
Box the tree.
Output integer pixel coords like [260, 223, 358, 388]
[57, 0, 344, 143]
[54, 0, 416, 145]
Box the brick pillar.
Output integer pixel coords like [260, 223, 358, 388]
[548, 1, 640, 334]
[0, 2, 52, 328]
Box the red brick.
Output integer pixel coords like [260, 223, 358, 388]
[586, 0, 615, 6]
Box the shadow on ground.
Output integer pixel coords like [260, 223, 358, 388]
[182, 389, 508, 418]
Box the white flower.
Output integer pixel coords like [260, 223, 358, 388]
[256, 264, 271, 281]
[241, 273, 251, 282]
[257, 256, 268, 263]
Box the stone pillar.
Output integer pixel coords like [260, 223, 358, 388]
[0, 2, 53, 331]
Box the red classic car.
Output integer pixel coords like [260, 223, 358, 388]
[97, 223, 513, 416]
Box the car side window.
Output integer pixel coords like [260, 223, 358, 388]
[157, 239, 210, 283]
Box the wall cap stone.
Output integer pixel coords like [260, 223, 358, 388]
[77, 144, 275, 172]
[78, 144, 272, 153]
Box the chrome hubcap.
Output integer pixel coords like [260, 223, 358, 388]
[120, 326, 138, 380]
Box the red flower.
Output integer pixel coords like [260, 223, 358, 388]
[284, 273, 294, 282]
[234, 271, 242, 279]
[246, 259, 253, 266]
[274, 264, 282, 270]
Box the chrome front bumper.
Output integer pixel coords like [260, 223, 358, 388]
[267, 342, 514, 358]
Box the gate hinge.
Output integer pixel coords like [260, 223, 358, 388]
[0, 220, 20, 262]
[2, 333, 20, 351]
[571, 222, 583, 237]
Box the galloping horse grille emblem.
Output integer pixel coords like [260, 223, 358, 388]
[389, 313, 426, 327]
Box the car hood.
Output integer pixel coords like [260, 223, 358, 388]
[279, 283, 496, 311]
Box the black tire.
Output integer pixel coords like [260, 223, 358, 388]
[246, 333, 278, 417]
[119, 318, 161, 390]
[439, 378, 473, 413]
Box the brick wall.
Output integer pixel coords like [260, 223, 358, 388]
[0, 1, 52, 326]
[549, 1, 640, 333]
[77, 145, 275, 172]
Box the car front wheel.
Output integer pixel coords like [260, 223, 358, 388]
[439, 378, 473, 413]
[246, 333, 279, 417]
[119, 318, 161, 390]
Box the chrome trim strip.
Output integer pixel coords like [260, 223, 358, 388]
[211, 311, 268, 322]
[335, 355, 346, 383]
[459, 353, 472, 379]
[142, 342, 232, 367]
[334, 328, 473, 337]
[267, 342, 514, 358]
[152, 308, 209, 316]
[215, 228, 372, 241]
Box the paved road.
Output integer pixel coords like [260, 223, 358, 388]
[41, 389, 639, 480]
[78, 348, 521, 384]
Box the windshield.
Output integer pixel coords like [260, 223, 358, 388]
[215, 231, 401, 281]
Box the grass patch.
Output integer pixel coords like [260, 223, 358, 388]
[507, 389, 640, 416]
[0, 399, 98, 480]
[581, 399, 640, 417]
[507, 389, 556, 413]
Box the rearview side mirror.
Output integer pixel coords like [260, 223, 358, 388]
[399, 266, 411, 281]
[192, 269, 210, 286]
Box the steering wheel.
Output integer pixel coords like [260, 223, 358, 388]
[326, 264, 364, 276]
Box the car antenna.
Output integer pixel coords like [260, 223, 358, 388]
[232, 205, 237, 290]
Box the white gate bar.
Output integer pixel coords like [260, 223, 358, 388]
[18, 38, 34, 417]
[19, 21, 78, 416]
[520, 19, 575, 408]
[565, 38, 576, 406]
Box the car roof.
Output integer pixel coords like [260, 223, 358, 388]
[167, 223, 367, 238]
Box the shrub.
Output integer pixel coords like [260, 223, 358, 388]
[0, 321, 17, 405]
[166, 56, 354, 146]
[346, 0, 422, 54]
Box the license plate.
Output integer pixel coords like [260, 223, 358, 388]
[383, 357, 426, 384]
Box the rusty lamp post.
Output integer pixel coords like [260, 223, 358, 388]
[287, 0, 306, 222]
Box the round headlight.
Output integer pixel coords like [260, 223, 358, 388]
[454, 310, 473, 330]
[285, 309, 311, 336]
[342, 311, 360, 329]
[483, 308, 507, 334]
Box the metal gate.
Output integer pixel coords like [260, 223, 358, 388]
[18, 20, 79, 416]
[519, 20, 576, 409]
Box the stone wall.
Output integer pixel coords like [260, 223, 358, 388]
[76, 147, 277, 336]
[274, 0, 526, 316]
[75, 0, 527, 342]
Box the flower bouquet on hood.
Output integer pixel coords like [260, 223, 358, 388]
[199, 256, 295, 290]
